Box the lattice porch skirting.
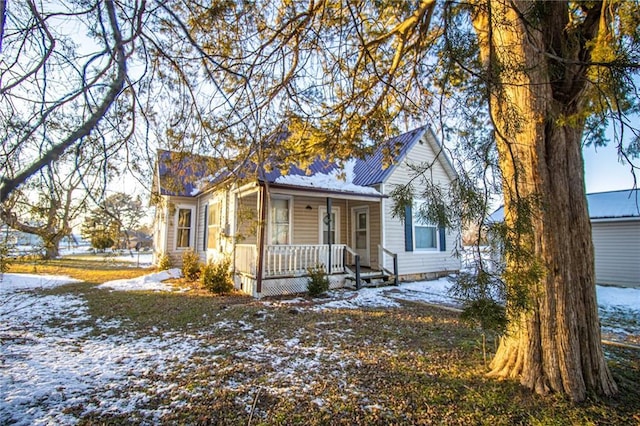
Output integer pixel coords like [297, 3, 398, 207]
[235, 273, 347, 298]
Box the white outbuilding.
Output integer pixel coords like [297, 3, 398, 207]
[489, 189, 639, 288]
[588, 189, 639, 288]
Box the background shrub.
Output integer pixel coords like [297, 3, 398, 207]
[157, 252, 172, 271]
[201, 258, 233, 294]
[0, 241, 11, 276]
[181, 250, 201, 281]
[307, 265, 329, 297]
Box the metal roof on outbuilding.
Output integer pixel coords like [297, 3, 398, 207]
[588, 189, 640, 219]
[489, 189, 640, 222]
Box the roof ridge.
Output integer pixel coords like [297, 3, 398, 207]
[587, 188, 638, 196]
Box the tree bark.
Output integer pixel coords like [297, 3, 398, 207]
[473, 0, 617, 401]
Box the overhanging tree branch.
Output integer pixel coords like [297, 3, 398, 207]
[0, 0, 127, 203]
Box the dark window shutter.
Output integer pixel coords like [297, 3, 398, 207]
[203, 204, 208, 251]
[404, 205, 413, 252]
[439, 227, 446, 252]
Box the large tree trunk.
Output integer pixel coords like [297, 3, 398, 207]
[473, 0, 617, 401]
[42, 234, 62, 259]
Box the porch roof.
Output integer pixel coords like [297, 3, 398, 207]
[265, 181, 384, 201]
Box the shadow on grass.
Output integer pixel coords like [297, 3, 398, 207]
[24, 272, 640, 425]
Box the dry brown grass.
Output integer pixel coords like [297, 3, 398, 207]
[6, 256, 639, 424]
[8, 256, 153, 285]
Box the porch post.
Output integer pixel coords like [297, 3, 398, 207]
[255, 185, 267, 295]
[326, 197, 332, 274]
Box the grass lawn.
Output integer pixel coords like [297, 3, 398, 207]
[3, 258, 639, 425]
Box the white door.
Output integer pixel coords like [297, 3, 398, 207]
[353, 207, 370, 266]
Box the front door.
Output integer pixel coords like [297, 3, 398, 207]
[353, 207, 370, 267]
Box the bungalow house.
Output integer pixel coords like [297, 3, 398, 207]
[489, 189, 640, 288]
[152, 125, 461, 297]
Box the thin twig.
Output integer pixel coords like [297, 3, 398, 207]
[247, 386, 261, 426]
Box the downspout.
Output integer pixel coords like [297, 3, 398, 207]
[231, 190, 238, 288]
[326, 197, 332, 274]
[255, 185, 267, 297]
[380, 183, 386, 270]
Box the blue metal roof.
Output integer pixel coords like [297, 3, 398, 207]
[156, 150, 230, 197]
[156, 125, 433, 196]
[352, 125, 428, 186]
[260, 126, 428, 187]
[261, 158, 340, 183]
[587, 189, 640, 219]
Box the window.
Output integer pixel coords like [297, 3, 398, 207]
[413, 202, 437, 250]
[270, 198, 290, 245]
[176, 207, 193, 249]
[355, 210, 367, 249]
[319, 207, 340, 244]
[207, 201, 221, 249]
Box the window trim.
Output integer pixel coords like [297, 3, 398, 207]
[268, 196, 293, 245]
[207, 198, 223, 251]
[174, 205, 196, 250]
[412, 200, 438, 251]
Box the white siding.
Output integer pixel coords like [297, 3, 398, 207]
[289, 196, 347, 244]
[592, 220, 640, 287]
[382, 132, 460, 277]
[155, 196, 198, 266]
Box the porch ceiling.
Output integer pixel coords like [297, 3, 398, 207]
[266, 182, 384, 202]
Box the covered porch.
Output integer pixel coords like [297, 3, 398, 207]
[230, 183, 397, 297]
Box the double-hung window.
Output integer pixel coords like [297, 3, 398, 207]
[270, 198, 290, 245]
[413, 202, 437, 250]
[207, 201, 221, 250]
[176, 207, 194, 249]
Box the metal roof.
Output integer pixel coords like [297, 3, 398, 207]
[156, 150, 230, 197]
[260, 125, 429, 186]
[260, 158, 339, 183]
[155, 125, 439, 197]
[588, 189, 640, 219]
[352, 126, 428, 186]
[489, 189, 640, 222]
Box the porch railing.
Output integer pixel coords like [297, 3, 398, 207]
[378, 245, 399, 286]
[235, 244, 257, 276]
[265, 244, 345, 277]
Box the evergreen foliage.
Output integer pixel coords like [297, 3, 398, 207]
[181, 250, 201, 281]
[201, 258, 233, 294]
[90, 233, 115, 252]
[0, 241, 11, 276]
[307, 266, 330, 297]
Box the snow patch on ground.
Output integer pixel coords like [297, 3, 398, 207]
[596, 285, 640, 310]
[1, 273, 81, 292]
[97, 268, 183, 292]
[1, 269, 638, 424]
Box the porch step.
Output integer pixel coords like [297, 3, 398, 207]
[345, 272, 396, 289]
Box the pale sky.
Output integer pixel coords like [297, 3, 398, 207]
[583, 141, 637, 194]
